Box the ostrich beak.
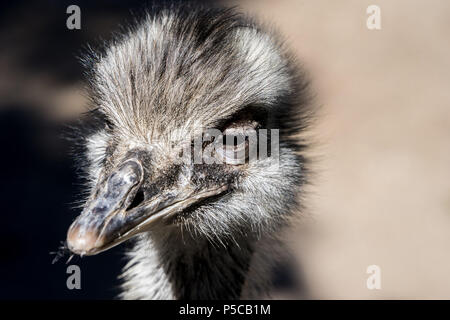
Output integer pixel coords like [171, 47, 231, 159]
[66, 159, 227, 256]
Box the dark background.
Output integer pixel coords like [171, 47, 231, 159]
[0, 0, 201, 300]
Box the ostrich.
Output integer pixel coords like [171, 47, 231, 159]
[66, 4, 311, 299]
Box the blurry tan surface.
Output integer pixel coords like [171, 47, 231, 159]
[232, 0, 450, 299]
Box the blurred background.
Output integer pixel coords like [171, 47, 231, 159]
[1, 0, 449, 299]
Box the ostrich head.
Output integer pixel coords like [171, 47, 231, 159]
[66, 4, 310, 299]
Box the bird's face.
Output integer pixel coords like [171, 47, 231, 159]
[66, 10, 305, 255]
[67, 112, 285, 255]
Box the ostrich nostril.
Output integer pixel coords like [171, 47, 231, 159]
[126, 190, 145, 211]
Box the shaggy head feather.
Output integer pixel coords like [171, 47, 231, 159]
[68, 3, 312, 299]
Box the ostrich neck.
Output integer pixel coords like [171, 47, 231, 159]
[122, 230, 257, 300]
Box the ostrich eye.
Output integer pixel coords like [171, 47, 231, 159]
[215, 125, 254, 165]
